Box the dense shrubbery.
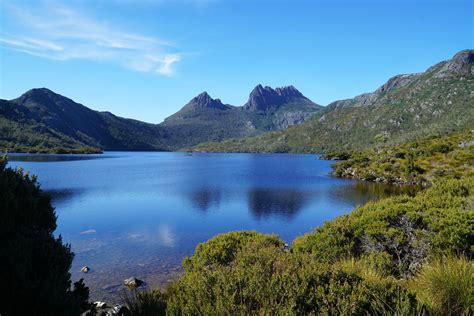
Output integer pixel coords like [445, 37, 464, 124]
[330, 131, 474, 185]
[0, 158, 89, 315]
[126, 173, 473, 315]
[293, 176, 473, 277]
[166, 233, 420, 314]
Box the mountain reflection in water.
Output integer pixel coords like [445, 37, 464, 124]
[7, 152, 418, 301]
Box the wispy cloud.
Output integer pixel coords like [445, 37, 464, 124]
[0, 1, 182, 75]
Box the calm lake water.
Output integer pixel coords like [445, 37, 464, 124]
[8, 152, 412, 301]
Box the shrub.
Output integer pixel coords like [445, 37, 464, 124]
[182, 231, 285, 271]
[124, 290, 167, 316]
[292, 176, 473, 277]
[411, 256, 474, 315]
[167, 231, 420, 314]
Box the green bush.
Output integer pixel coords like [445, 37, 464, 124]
[166, 231, 420, 315]
[0, 158, 89, 315]
[182, 231, 285, 271]
[411, 256, 474, 315]
[124, 290, 167, 316]
[292, 176, 474, 277]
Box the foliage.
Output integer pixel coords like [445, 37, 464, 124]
[0, 158, 89, 315]
[329, 131, 474, 185]
[292, 176, 474, 277]
[411, 256, 474, 316]
[166, 232, 420, 315]
[124, 290, 167, 316]
[182, 231, 285, 271]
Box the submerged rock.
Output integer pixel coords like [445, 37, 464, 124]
[123, 277, 143, 288]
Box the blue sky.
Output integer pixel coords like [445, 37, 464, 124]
[0, 0, 472, 123]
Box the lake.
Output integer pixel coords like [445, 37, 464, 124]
[7, 152, 413, 301]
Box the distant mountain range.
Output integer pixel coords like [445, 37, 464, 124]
[0, 84, 321, 152]
[1, 50, 472, 154]
[194, 49, 474, 153]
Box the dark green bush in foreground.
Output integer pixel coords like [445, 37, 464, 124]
[0, 158, 89, 315]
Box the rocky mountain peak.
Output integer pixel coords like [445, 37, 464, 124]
[275, 85, 305, 98]
[432, 49, 474, 78]
[452, 49, 474, 64]
[244, 85, 312, 111]
[186, 91, 226, 110]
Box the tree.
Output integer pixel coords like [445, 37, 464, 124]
[0, 158, 89, 315]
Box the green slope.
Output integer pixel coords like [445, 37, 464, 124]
[193, 49, 474, 153]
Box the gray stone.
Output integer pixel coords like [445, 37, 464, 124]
[123, 277, 143, 288]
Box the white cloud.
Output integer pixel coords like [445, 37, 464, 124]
[157, 54, 181, 75]
[0, 1, 181, 76]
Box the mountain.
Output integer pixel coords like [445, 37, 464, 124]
[0, 88, 170, 152]
[244, 85, 315, 111]
[0, 85, 321, 152]
[159, 85, 322, 149]
[193, 49, 474, 153]
[179, 92, 230, 111]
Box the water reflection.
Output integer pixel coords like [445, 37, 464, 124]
[190, 188, 221, 212]
[44, 188, 83, 205]
[6, 153, 110, 162]
[330, 181, 421, 206]
[247, 188, 308, 220]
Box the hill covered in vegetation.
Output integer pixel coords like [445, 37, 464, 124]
[193, 49, 474, 153]
[0, 88, 170, 153]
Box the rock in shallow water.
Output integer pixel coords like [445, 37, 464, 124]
[123, 277, 143, 288]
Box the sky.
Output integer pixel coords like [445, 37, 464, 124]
[0, 0, 472, 124]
